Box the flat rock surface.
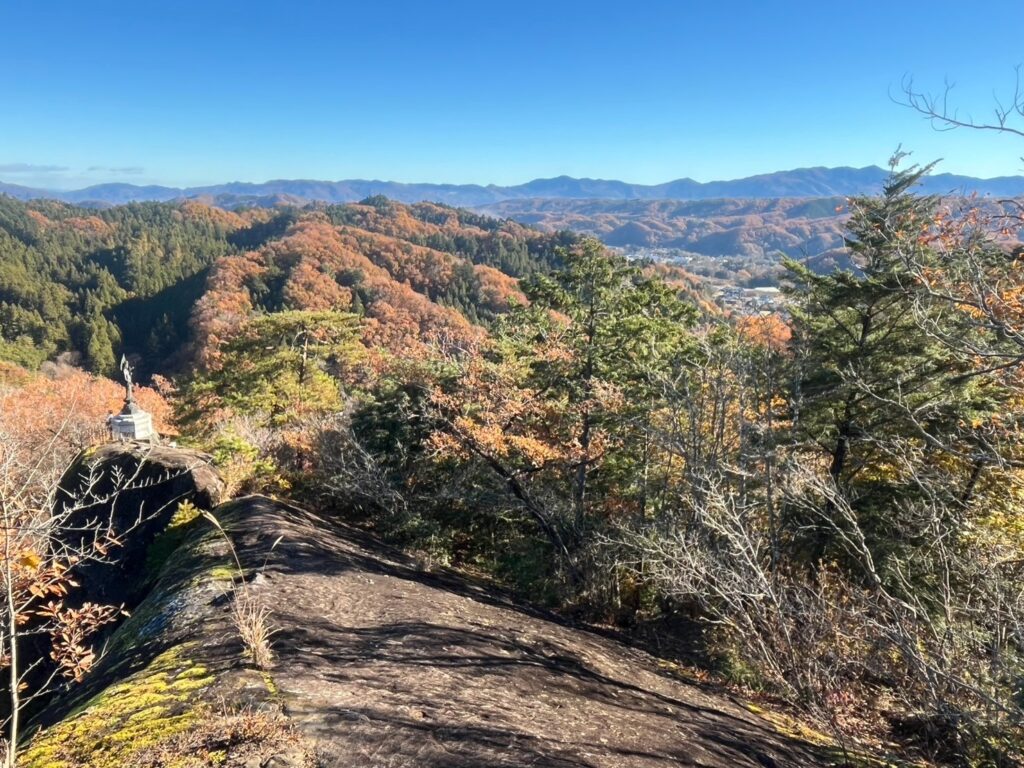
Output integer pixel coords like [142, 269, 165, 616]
[221, 496, 835, 768]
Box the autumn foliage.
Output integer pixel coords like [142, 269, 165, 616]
[0, 360, 170, 479]
[4, 173, 1024, 766]
[191, 216, 483, 369]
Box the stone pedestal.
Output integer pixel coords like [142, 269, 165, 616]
[108, 399, 156, 442]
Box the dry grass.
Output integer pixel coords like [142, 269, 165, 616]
[230, 592, 276, 670]
[199, 509, 278, 669]
[130, 705, 320, 767]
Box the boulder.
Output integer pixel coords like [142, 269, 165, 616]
[54, 442, 223, 608]
[25, 495, 839, 767]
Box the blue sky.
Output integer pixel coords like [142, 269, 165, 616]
[1, 0, 1022, 188]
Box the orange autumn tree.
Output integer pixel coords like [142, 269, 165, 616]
[0, 361, 170, 485]
[907, 196, 1024, 386]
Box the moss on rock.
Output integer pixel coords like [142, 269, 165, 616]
[19, 645, 214, 768]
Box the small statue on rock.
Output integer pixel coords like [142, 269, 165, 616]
[120, 354, 135, 403]
[108, 355, 156, 442]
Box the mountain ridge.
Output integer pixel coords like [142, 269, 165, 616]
[5, 165, 1024, 207]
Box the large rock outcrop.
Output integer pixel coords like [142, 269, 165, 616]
[23, 466, 845, 767]
[55, 442, 224, 607]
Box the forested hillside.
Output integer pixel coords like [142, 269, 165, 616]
[0, 195, 579, 376]
[480, 194, 1024, 260]
[0, 197, 236, 371]
[4, 166, 1024, 766]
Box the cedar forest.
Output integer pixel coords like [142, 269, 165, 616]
[2, 160, 1024, 766]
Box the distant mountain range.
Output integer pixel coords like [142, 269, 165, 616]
[3, 166, 1024, 208]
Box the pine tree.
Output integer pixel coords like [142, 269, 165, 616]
[430, 238, 698, 567]
[784, 164, 997, 577]
[181, 310, 363, 430]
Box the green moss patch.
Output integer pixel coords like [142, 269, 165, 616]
[144, 501, 204, 579]
[20, 645, 214, 768]
[744, 703, 920, 768]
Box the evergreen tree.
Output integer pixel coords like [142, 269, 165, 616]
[429, 238, 697, 567]
[516, 239, 697, 525]
[181, 310, 363, 430]
[784, 164, 998, 578]
[84, 314, 116, 376]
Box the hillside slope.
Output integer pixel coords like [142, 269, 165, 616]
[477, 197, 850, 257]
[24, 462, 839, 767]
[0, 195, 573, 374]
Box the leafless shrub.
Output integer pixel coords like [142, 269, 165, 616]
[613, 458, 1024, 764]
[611, 468, 865, 707]
[789, 468, 1024, 756]
[311, 413, 409, 522]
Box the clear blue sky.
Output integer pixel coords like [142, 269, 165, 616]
[1, 0, 1022, 189]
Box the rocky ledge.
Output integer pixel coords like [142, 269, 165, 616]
[22, 445, 842, 767]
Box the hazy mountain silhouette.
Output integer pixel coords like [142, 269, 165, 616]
[4, 166, 1024, 207]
